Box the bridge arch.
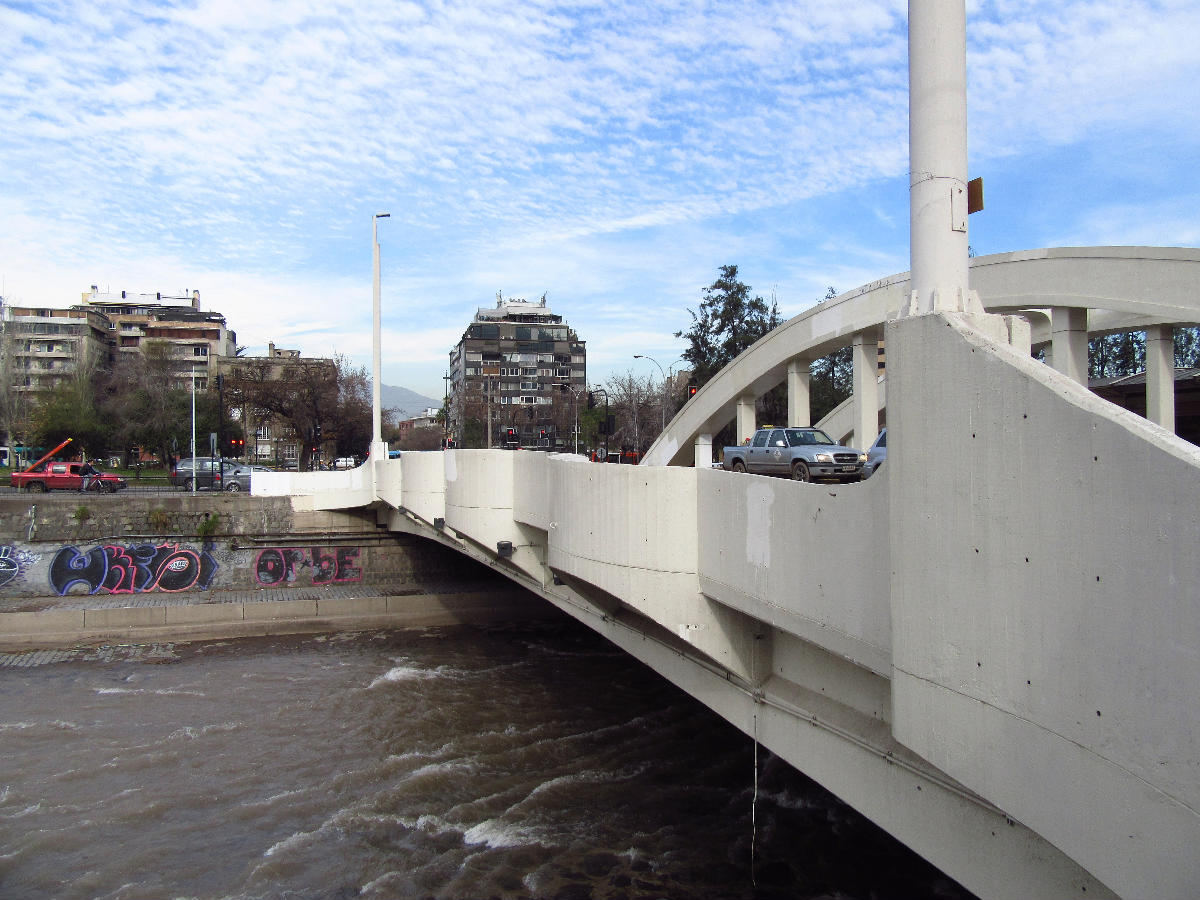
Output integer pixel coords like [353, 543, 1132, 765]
[643, 246, 1200, 466]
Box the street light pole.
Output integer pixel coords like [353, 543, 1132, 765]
[634, 354, 668, 432]
[371, 212, 391, 462]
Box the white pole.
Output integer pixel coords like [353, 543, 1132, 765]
[635, 354, 668, 432]
[907, 0, 970, 316]
[190, 367, 197, 495]
[372, 212, 390, 460]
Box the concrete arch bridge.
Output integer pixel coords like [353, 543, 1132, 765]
[257, 245, 1200, 899]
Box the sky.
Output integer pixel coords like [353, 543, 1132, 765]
[2, 0, 1198, 401]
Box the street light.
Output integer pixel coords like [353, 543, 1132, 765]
[371, 212, 391, 460]
[634, 354, 672, 432]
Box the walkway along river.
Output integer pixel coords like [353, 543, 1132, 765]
[0, 616, 974, 899]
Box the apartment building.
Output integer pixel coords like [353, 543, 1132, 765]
[447, 294, 586, 448]
[82, 287, 236, 390]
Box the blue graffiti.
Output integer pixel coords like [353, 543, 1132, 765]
[49, 542, 219, 596]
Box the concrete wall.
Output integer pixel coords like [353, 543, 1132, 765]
[0, 493, 484, 601]
[696, 466, 891, 676]
[888, 311, 1200, 899]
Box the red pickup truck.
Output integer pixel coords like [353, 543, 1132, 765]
[11, 461, 128, 493]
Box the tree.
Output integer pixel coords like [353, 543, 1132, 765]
[225, 355, 338, 470]
[30, 359, 111, 457]
[1089, 332, 1145, 380]
[399, 426, 443, 451]
[603, 371, 656, 454]
[675, 265, 781, 387]
[332, 355, 371, 459]
[1176, 327, 1200, 368]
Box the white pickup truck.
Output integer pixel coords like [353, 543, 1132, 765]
[722, 427, 867, 482]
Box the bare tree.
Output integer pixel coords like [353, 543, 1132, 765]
[603, 371, 656, 454]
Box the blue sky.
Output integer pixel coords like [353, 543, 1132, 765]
[2, 0, 1197, 400]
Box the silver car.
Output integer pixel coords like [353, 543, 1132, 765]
[222, 463, 272, 492]
[862, 428, 887, 478]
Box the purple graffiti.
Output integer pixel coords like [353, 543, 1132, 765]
[254, 546, 362, 587]
[49, 543, 218, 596]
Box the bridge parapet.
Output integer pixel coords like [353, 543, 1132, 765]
[889, 310, 1200, 899]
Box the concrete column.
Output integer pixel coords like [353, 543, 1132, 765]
[736, 394, 756, 444]
[1145, 326, 1176, 432]
[907, 0, 970, 317]
[787, 360, 811, 427]
[694, 433, 713, 469]
[852, 332, 880, 449]
[1050, 307, 1089, 385]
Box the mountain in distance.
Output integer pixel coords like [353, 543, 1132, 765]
[380, 383, 440, 420]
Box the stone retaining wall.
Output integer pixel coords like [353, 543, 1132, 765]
[0, 494, 489, 601]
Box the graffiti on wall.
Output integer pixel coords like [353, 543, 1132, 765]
[0, 545, 39, 588]
[255, 546, 362, 587]
[49, 542, 219, 596]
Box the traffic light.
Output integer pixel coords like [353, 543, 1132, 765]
[687, 381, 698, 398]
[229, 437, 245, 456]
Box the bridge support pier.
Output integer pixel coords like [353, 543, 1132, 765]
[1050, 306, 1089, 385]
[736, 394, 756, 442]
[1146, 325, 1176, 430]
[787, 360, 811, 427]
[852, 331, 880, 448]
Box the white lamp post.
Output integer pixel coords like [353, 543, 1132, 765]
[371, 212, 391, 462]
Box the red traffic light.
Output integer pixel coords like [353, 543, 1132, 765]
[687, 382, 698, 397]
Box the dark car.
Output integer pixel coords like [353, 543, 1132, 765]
[170, 457, 225, 491]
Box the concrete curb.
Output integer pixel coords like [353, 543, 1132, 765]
[0, 588, 559, 651]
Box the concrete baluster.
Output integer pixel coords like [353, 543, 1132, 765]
[852, 331, 880, 449]
[788, 360, 811, 427]
[736, 394, 756, 443]
[1050, 307, 1089, 385]
[1146, 325, 1176, 432]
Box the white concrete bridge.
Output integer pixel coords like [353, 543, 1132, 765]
[255, 2, 1199, 892]
[255, 244, 1200, 899]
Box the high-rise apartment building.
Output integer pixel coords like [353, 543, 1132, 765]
[447, 295, 586, 449]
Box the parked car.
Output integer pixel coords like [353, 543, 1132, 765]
[170, 457, 225, 491]
[862, 428, 887, 478]
[722, 427, 867, 482]
[11, 461, 127, 493]
[221, 463, 273, 492]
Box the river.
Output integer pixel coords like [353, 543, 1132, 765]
[0, 618, 972, 899]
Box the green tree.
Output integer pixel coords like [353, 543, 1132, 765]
[30, 362, 111, 457]
[1175, 327, 1200, 368]
[1089, 332, 1145, 379]
[675, 265, 781, 387]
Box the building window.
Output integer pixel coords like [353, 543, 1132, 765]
[193, 346, 208, 357]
